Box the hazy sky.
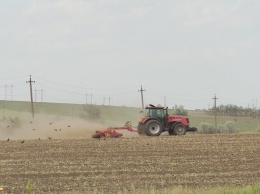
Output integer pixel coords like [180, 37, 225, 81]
[0, 0, 260, 110]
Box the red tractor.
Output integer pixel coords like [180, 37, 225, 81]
[137, 104, 197, 136]
[92, 104, 197, 138]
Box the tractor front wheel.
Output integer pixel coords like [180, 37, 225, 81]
[144, 120, 163, 136]
[174, 123, 187, 135]
[168, 129, 177, 136]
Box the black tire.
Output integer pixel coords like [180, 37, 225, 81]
[92, 133, 102, 138]
[168, 129, 177, 136]
[137, 123, 145, 135]
[174, 123, 186, 135]
[144, 120, 163, 136]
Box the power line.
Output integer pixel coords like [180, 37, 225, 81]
[145, 87, 212, 97]
[34, 75, 138, 91]
[0, 75, 27, 80]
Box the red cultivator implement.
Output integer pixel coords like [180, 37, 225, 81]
[92, 122, 138, 138]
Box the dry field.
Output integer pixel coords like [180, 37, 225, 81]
[1, 134, 260, 193]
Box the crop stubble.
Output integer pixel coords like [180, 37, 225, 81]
[0, 134, 260, 193]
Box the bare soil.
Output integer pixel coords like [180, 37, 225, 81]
[1, 134, 260, 193]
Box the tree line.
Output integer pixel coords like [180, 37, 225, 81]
[208, 104, 260, 118]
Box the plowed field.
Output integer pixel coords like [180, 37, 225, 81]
[1, 134, 260, 193]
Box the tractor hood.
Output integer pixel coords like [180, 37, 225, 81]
[167, 115, 190, 126]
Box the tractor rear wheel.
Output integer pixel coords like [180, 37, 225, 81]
[174, 123, 186, 135]
[144, 120, 163, 136]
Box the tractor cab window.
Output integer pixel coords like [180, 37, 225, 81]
[146, 109, 165, 119]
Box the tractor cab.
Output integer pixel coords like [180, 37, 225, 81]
[145, 105, 169, 126]
[145, 105, 167, 120]
[146, 107, 163, 117]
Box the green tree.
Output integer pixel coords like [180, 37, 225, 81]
[172, 105, 188, 116]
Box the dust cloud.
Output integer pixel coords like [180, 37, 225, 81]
[0, 115, 107, 141]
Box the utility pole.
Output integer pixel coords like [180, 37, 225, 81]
[108, 97, 112, 106]
[2, 105, 5, 119]
[26, 75, 35, 118]
[138, 85, 146, 114]
[212, 94, 218, 129]
[5, 85, 7, 100]
[5, 85, 6, 100]
[11, 84, 12, 101]
[41, 89, 43, 102]
[5, 84, 13, 101]
[102, 97, 110, 105]
[34, 88, 43, 102]
[35, 88, 37, 102]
